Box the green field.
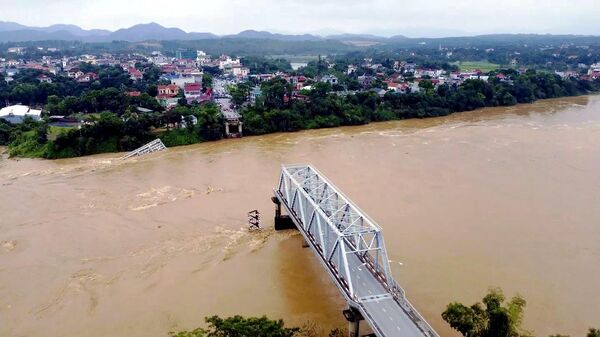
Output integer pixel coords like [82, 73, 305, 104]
[455, 61, 501, 72]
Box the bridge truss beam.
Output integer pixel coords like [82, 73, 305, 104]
[274, 164, 439, 337]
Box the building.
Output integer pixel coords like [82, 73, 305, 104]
[232, 66, 250, 79]
[128, 67, 143, 81]
[76, 72, 98, 83]
[7, 47, 25, 54]
[358, 75, 374, 88]
[184, 82, 203, 103]
[320, 75, 339, 86]
[175, 49, 197, 60]
[0, 105, 42, 124]
[196, 50, 207, 63]
[157, 84, 180, 97]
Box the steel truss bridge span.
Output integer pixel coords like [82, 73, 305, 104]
[274, 164, 439, 337]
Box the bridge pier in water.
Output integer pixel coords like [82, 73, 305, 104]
[344, 307, 371, 337]
[272, 196, 296, 230]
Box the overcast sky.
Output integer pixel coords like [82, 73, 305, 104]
[1, 0, 599, 37]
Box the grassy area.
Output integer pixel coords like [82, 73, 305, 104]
[158, 129, 201, 147]
[455, 61, 501, 72]
[48, 126, 75, 141]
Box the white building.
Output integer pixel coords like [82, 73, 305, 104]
[232, 66, 250, 78]
[320, 74, 339, 85]
[196, 50, 207, 62]
[218, 56, 241, 70]
[7, 47, 25, 54]
[0, 105, 42, 124]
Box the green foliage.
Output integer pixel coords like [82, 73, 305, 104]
[159, 129, 201, 147]
[204, 315, 299, 337]
[442, 288, 529, 337]
[229, 82, 252, 107]
[588, 329, 600, 337]
[203, 74, 214, 88]
[242, 56, 293, 74]
[8, 130, 49, 158]
[169, 328, 206, 337]
[169, 316, 348, 337]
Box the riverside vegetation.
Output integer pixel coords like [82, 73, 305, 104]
[1, 65, 599, 158]
[170, 289, 598, 337]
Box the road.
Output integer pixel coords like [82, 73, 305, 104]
[213, 78, 241, 120]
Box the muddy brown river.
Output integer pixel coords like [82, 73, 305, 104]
[1, 96, 599, 337]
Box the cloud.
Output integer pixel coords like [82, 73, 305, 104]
[0, 0, 598, 37]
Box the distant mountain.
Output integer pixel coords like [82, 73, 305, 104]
[326, 33, 389, 41]
[226, 30, 322, 41]
[42, 24, 111, 37]
[0, 21, 218, 42]
[0, 21, 30, 32]
[110, 22, 217, 41]
[0, 29, 81, 42]
[0, 21, 598, 47]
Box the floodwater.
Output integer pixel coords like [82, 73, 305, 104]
[1, 96, 599, 337]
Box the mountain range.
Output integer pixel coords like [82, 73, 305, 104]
[0, 21, 409, 43]
[0, 21, 598, 47]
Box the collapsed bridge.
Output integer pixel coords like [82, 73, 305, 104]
[272, 164, 439, 337]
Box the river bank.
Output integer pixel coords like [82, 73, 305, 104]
[1, 95, 599, 337]
[5, 92, 599, 160]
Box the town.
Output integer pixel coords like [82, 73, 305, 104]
[1, 41, 600, 158]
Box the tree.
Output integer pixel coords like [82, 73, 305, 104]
[442, 288, 529, 337]
[204, 315, 298, 337]
[168, 316, 347, 337]
[587, 329, 600, 337]
[229, 82, 251, 107]
[202, 73, 214, 88]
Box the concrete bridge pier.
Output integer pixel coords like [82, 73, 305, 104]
[343, 307, 365, 337]
[271, 196, 296, 231]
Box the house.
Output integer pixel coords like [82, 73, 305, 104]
[347, 65, 358, 75]
[128, 67, 143, 81]
[126, 91, 141, 97]
[157, 84, 180, 98]
[67, 68, 84, 78]
[180, 115, 198, 128]
[0, 105, 42, 124]
[170, 76, 196, 89]
[76, 72, 98, 83]
[184, 83, 203, 103]
[358, 75, 374, 88]
[320, 75, 338, 86]
[157, 97, 179, 109]
[37, 74, 52, 83]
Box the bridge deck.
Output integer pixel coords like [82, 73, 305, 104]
[275, 164, 438, 337]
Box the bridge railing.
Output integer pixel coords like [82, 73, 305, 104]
[121, 138, 166, 160]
